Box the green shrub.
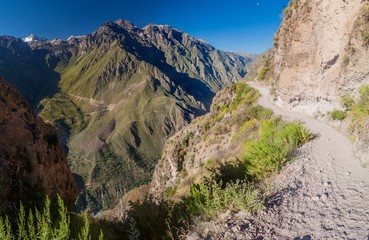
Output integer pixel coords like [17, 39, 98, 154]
[181, 132, 194, 147]
[246, 106, 273, 120]
[351, 85, 369, 133]
[257, 66, 270, 81]
[341, 96, 355, 110]
[164, 187, 177, 197]
[330, 110, 346, 121]
[186, 180, 263, 217]
[244, 119, 312, 180]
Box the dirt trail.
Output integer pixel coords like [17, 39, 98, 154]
[248, 83, 369, 239]
[188, 83, 369, 239]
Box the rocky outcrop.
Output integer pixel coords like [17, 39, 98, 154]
[272, 0, 368, 114]
[0, 78, 78, 210]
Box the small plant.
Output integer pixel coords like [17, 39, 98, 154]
[283, 0, 298, 16]
[364, 33, 369, 46]
[351, 85, 369, 134]
[257, 57, 271, 81]
[341, 96, 355, 111]
[258, 66, 270, 81]
[164, 187, 177, 197]
[361, 4, 369, 20]
[273, 34, 279, 48]
[181, 132, 194, 147]
[330, 110, 346, 121]
[342, 55, 350, 66]
[186, 180, 263, 217]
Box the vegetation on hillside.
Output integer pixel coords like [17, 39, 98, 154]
[331, 85, 369, 137]
[330, 110, 346, 121]
[257, 57, 272, 81]
[349, 85, 369, 135]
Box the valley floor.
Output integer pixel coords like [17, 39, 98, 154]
[188, 84, 369, 239]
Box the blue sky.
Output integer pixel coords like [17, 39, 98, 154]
[0, 0, 290, 53]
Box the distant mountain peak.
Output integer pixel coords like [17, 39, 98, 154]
[114, 19, 136, 30]
[67, 35, 86, 41]
[23, 34, 39, 42]
[143, 23, 181, 33]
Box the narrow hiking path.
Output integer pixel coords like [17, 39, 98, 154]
[248, 83, 369, 239]
[188, 83, 369, 239]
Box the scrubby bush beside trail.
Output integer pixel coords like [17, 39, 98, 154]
[186, 180, 263, 218]
[330, 110, 346, 121]
[244, 119, 312, 181]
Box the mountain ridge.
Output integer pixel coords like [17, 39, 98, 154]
[0, 19, 253, 212]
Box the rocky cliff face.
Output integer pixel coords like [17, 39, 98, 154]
[0, 78, 78, 211]
[272, 0, 368, 114]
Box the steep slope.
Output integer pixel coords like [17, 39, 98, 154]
[0, 78, 78, 212]
[0, 19, 253, 212]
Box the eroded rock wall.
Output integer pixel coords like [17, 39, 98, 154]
[273, 0, 368, 114]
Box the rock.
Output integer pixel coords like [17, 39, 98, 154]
[312, 195, 320, 201]
[231, 225, 240, 232]
[186, 232, 202, 240]
[321, 193, 328, 201]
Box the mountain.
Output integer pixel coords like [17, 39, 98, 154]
[0, 77, 78, 212]
[0, 19, 253, 211]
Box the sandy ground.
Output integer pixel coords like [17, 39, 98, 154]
[188, 84, 369, 239]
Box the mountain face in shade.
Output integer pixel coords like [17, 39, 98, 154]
[0, 19, 253, 212]
[0, 78, 78, 212]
